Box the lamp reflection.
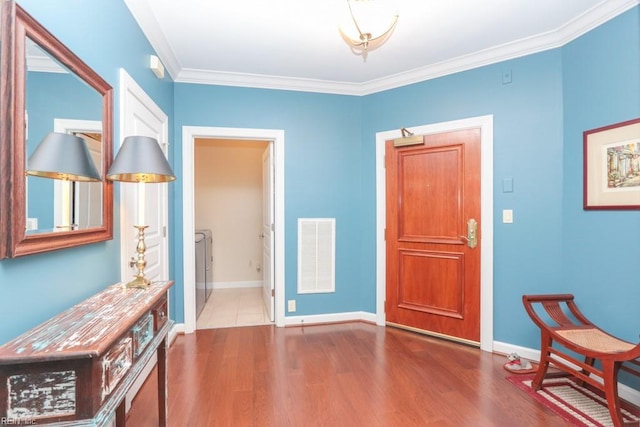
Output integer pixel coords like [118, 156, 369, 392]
[26, 132, 101, 232]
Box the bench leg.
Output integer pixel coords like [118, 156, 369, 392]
[602, 360, 625, 427]
[576, 356, 595, 387]
[532, 332, 552, 390]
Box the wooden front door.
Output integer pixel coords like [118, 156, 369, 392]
[385, 128, 481, 344]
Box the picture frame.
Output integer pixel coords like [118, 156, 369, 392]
[583, 118, 640, 210]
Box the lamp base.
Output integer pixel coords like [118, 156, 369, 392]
[126, 275, 151, 289]
[127, 225, 150, 290]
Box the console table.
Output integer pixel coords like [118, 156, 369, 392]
[0, 280, 174, 426]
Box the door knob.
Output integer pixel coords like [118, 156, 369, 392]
[460, 219, 478, 248]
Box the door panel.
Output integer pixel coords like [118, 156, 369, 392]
[386, 128, 481, 344]
[398, 250, 463, 317]
[262, 144, 275, 322]
[399, 147, 462, 242]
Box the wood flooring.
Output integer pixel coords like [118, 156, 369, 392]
[126, 322, 571, 426]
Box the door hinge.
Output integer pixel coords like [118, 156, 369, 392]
[271, 223, 275, 232]
[163, 226, 167, 238]
[271, 289, 275, 297]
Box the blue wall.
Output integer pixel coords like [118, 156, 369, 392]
[561, 8, 640, 343]
[0, 0, 174, 344]
[172, 86, 364, 321]
[1, 0, 638, 355]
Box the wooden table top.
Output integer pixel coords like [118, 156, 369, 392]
[0, 280, 174, 364]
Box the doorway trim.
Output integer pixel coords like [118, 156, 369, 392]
[182, 126, 285, 333]
[375, 115, 494, 352]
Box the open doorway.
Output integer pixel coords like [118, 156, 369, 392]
[193, 138, 271, 329]
[181, 126, 285, 334]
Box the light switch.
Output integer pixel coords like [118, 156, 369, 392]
[502, 178, 513, 193]
[502, 209, 513, 224]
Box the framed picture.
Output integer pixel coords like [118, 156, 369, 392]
[584, 118, 640, 210]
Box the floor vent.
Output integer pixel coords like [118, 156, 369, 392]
[298, 218, 335, 294]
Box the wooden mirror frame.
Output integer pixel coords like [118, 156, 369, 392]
[0, 1, 113, 258]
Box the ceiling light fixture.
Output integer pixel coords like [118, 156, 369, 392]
[339, 0, 399, 61]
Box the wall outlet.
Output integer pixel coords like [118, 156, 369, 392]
[26, 218, 38, 231]
[287, 300, 296, 312]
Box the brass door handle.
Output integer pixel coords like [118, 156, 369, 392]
[460, 219, 478, 248]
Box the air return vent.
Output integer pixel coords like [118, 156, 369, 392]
[298, 218, 335, 294]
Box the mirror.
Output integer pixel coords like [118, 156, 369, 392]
[0, 2, 113, 258]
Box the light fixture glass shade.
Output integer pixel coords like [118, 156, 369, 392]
[26, 132, 101, 182]
[106, 136, 175, 183]
[339, 0, 399, 57]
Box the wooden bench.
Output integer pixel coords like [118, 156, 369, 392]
[522, 294, 640, 427]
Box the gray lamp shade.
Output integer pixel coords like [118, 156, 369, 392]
[106, 136, 175, 183]
[26, 132, 102, 182]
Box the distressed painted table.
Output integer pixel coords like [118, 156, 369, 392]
[0, 280, 174, 426]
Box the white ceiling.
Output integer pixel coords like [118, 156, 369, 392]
[124, 0, 639, 95]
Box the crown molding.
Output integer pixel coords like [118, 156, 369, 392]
[129, 0, 639, 95]
[27, 55, 67, 73]
[175, 68, 363, 95]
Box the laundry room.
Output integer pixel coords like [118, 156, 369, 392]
[193, 138, 271, 328]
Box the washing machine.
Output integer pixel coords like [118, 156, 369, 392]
[195, 229, 213, 318]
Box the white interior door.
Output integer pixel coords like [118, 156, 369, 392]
[74, 135, 102, 229]
[262, 144, 274, 322]
[119, 69, 169, 284]
[53, 119, 102, 231]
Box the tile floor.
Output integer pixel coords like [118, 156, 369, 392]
[196, 287, 272, 330]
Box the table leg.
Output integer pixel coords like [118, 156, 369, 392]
[115, 398, 126, 427]
[157, 337, 168, 427]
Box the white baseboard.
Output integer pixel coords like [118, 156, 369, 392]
[169, 323, 184, 344]
[493, 340, 640, 407]
[493, 340, 542, 361]
[284, 311, 377, 326]
[213, 280, 262, 289]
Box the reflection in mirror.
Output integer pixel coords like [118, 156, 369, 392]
[0, 2, 113, 258]
[25, 38, 104, 234]
[52, 122, 103, 231]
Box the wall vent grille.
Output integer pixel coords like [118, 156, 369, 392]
[298, 218, 335, 294]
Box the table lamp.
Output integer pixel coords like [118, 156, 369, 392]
[106, 135, 175, 289]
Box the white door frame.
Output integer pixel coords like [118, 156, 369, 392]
[375, 115, 494, 352]
[182, 126, 285, 333]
